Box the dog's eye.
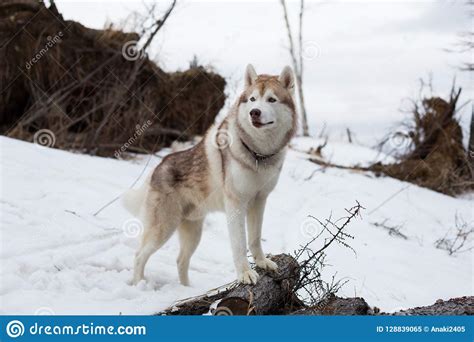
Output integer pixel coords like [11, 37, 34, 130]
[250, 97, 256, 102]
[268, 97, 277, 103]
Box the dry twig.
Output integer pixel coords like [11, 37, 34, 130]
[292, 202, 363, 306]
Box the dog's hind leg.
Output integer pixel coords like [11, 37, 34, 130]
[131, 194, 181, 285]
[132, 232, 160, 285]
[177, 219, 203, 286]
[132, 226, 177, 285]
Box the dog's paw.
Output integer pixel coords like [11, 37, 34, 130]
[129, 277, 144, 286]
[237, 269, 259, 285]
[256, 257, 278, 272]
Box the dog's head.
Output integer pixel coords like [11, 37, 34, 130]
[237, 64, 297, 143]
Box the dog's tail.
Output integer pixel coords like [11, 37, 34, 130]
[122, 173, 151, 217]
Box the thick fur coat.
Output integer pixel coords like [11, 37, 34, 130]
[124, 64, 297, 285]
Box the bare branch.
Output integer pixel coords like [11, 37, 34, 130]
[141, 0, 177, 52]
[280, 0, 310, 136]
[298, 0, 304, 79]
[280, 0, 299, 75]
[292, 202, 363, 306]
[435, 213, 473, 255]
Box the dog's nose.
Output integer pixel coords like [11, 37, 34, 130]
[249, 109, 261, 119]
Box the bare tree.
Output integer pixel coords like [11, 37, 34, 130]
[280, 0, 309, 137]
[469, 109, 473, 167]
[464, 2, 474, 165]
[456, 1, 473, 165]
[458, 0, 473, 72]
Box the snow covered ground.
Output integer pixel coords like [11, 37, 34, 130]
[0, 136, 472, 315]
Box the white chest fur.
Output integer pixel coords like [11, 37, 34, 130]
[227, 157, 282, 202]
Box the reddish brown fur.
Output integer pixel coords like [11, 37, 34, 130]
[242, 75, 296, 111]
[149, 71, 297, 211]
[130, 66, 298, 286]
[232, 75, 298, 170]
[151, 139, 210, 198]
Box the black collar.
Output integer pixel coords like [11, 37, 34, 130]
[240, 139, 276, 162]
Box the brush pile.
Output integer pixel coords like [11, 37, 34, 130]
[310, 87, 473, 196]
[372, 87, 473, 195]
[0, 0, 226, 157]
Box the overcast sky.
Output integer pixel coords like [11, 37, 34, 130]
[57, 0, 472, 144]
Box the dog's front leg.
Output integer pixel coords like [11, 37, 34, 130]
[247, 196, 278, 272]
[225, 199, 259, 284]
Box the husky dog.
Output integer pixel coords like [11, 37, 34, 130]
[124, 64, 297, 285]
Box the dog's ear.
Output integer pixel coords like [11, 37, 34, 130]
[245, 64, 257, 87]
[278, 66, 295, 94]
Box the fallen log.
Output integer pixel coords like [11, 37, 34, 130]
[158, 254, 473, 316]
[159, 254, 300, 315]
[388, 296, 474, 316]
[291, 294, 370, 315]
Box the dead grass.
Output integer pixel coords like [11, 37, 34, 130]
[0, 1, 226, 157]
